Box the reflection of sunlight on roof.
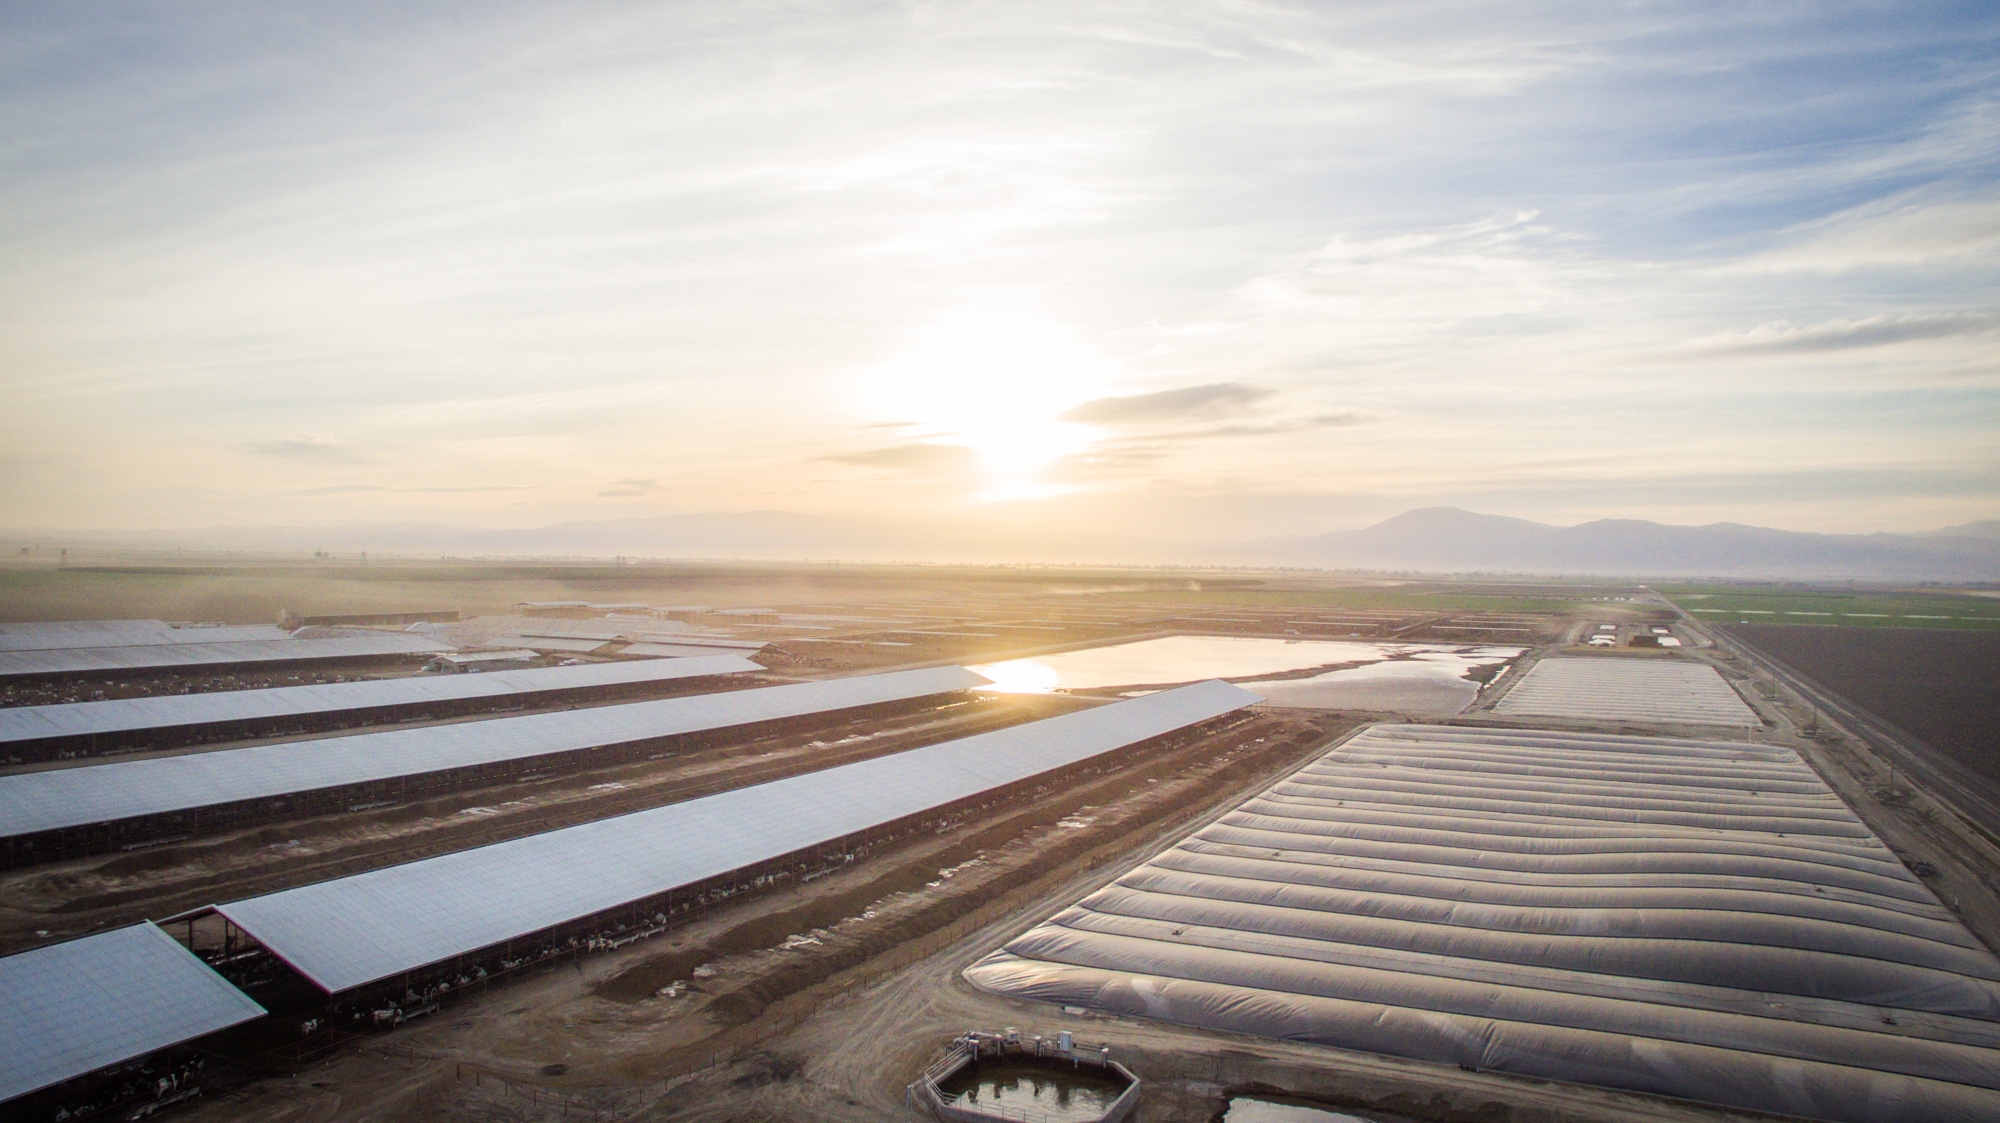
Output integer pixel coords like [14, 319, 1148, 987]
[861, 309, 1108, 498]
[967, 657, 1060, 693]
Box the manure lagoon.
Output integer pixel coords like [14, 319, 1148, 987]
[970, 635, 1521, 713]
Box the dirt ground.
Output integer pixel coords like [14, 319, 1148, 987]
[1722, 623, 2000, 779]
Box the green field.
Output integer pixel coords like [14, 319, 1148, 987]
[1106, 586, 1590, 615]
[1661, 584, 2000, 630]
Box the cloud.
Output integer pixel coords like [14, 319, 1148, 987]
[601, 477, 663, 495]
[287, 484, 536, 495]
[1689, 313, 1995, 356]
[245, 435, 358, 462]
[823, 443, 980, 473]
[1739, 195, 2000, 273]
[1184, 412, 1376, 438]
[1061, 383, 1270, 425]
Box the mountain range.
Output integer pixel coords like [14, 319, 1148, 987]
[1251, 508, 2000, 580]
[10, 507, 1998, 580]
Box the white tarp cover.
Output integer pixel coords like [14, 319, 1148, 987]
[0, 666, 985, 837]
[0, 634, 451, 680]
[0, 653, 761, 745]
[0, 923, 264, 1104]
[966, 724, 2000, 1123]
[1494, 656, 1759, 725]
[216, 680, 1258, 993]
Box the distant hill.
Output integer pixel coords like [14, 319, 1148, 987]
[11, 506, 1998, 579]
[1927, 520, 2000, 540]
[1254, 507, 2000, 579]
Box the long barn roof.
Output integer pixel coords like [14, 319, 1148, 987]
[0, 633, 451, 679]
[0, 666, 986, 837]
[0, 653, 762, 746]
[215, 679, 1259, 994]
[0, 624, 293, 653]
[0, 924, 264, 1104]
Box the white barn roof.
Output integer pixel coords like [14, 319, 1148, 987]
[967, 723, 2000, 1123]
[0, 653, 762, 746]
[0, 666, 986, 837]
[0, 634, 451, 680]
[216, 679, 1259, 993]
[0, 619, 169, 635]
[0, 924, 264, 1104]
[1495, 656, 1759, 725]
[0, 624, 292, 653]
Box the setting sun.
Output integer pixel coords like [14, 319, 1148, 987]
[860, 310, 1110, 500]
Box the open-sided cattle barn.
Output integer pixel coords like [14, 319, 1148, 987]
[175, 681, 1259, 1011]
[0, 624, 293, 653]
[0, 633, 452, 683]
[0, 923, 266, 1118]
[0, 652, 763, 763]
[0, 666, 988, 866]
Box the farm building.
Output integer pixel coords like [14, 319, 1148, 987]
[0, 923, 266, 1120]
[426, 649, 538, 672]
[0, 633, 451, 683]
[0, 652, 758, 763]
[0, 666, 987, 866]
[166, 680, 1259, 1008]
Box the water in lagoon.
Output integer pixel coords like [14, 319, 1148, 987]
[1223, 1096, 1392, 1122]
[934, 1058, 1128, 1122]
[969, 635, 1521, 713]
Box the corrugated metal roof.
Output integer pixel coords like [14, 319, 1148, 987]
[216, 679, 1258, 994]
[1495, 657, 1759, 725]
[0, 634, 451, 680]
[479, 635, 614, 654]
[967, 723, 2000, 1123]
[0, 923, 265, 1104]
[432, 650, 539, 665]
[0, 654, 762, 746]
[0, 625, 293, 653]
[0, 620, 169, 635]
[619, 642, 755, 658]
[625, 635, 769, 651]
[0, 666, 987, 837]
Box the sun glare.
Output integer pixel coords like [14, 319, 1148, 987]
[863, 310, 1109, 499]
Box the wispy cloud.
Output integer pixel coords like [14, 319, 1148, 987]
[287, 484, 537, 495]
[1061, 382, 1269, 424]
[599, 477, 663, 496]
[823, 443, 980, 473]
[1689, 313, 1996, 356]
[245, 435, 358, 462]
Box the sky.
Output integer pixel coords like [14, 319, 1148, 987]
[2, 0, 1997, 547]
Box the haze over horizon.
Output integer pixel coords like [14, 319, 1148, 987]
[4, 2, 1998, 546]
